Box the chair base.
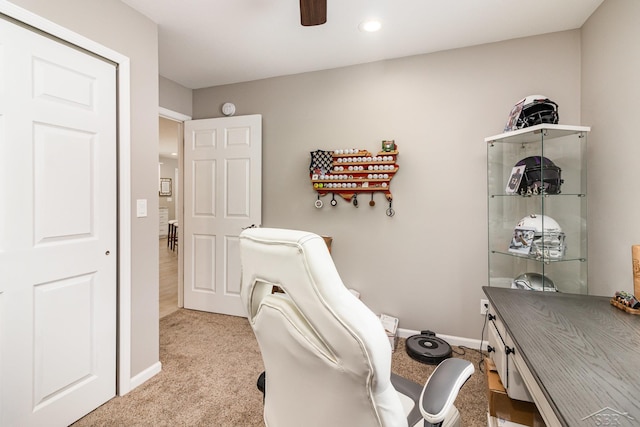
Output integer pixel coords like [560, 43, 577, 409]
[257, 372, 461, 426]
[392, 374, 460, 427]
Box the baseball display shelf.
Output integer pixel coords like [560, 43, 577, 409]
[309, 141, 399, 206]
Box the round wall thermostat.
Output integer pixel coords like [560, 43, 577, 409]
[222, 102, 236, 116]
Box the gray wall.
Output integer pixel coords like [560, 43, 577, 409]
[193, 31, 582, 339]
[160, 75, 192, 117]
[582, 0, 640, 297]
[10, 0, 161, 378]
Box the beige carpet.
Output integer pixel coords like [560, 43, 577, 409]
[72, 309, 488, 426]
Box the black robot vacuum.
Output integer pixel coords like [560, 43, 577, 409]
[405, 330, 452, 365]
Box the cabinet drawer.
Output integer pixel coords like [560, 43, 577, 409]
[489, 304, 506, 338]
[488, 319, 507, 383]
[159, 207, 169, 237]
[503, 332, 533, 402]
[488, 305, 533, 403]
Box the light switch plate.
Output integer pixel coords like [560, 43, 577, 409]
[136, 199, 147, 217]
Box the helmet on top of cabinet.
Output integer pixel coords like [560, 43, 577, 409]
[504, 95, 559, 132]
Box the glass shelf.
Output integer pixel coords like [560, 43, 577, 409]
[490, 250, 586, 263]
[487, 124, 589, 294]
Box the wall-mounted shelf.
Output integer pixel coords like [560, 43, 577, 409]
[310, 146, 399, 203]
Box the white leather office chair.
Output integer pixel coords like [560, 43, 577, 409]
[239, 228, 474, 427]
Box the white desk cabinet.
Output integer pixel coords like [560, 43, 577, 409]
[159, 207, 168, 237]
[487, 302, 533, 403]
[484, 286, 640, 426]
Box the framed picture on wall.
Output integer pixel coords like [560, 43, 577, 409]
[160, 178, 172, 196]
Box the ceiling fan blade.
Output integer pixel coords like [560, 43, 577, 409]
[300, 0, 327, 26]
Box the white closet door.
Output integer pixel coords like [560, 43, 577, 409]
[0, 15, 117, 426]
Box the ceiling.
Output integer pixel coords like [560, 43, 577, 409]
[122, 0, 604, 90]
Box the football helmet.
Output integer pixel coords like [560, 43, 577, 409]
[514, 156, 563, 195]
[511, 272, 558, 292]
[504, 95, 559, 132]
[515, 214, 566, 260]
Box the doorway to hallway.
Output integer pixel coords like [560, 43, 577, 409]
[158, 115, 182, 318]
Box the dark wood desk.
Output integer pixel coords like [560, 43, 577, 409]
[483, 287, 640, 426]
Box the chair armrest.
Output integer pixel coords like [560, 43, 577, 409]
[419, 358, 474, 426]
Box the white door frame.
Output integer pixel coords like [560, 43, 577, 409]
[0, 1, 135, 395]
[159, 107, 191, 310]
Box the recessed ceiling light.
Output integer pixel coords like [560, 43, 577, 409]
[171, 152, 178, 156]
[359, 20, 381, 32]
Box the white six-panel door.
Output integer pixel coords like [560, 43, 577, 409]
[0, 16, 117, 426]
[183, 115, 261, 316]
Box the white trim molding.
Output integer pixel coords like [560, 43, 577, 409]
[159, 106, 191, 122]
[129, 361, 162, 391]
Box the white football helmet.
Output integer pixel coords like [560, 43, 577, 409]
[515, 214, 566, 260]
[511, 272, 558, 292]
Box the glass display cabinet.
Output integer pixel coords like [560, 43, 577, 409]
[486, 124, 590, 294]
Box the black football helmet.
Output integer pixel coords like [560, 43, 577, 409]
[505, 95, 559, 131]
[514, 156, 563, 195]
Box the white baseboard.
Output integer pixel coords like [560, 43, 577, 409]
[398, 328, 488, 351]
[127, 361, 162, 393]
